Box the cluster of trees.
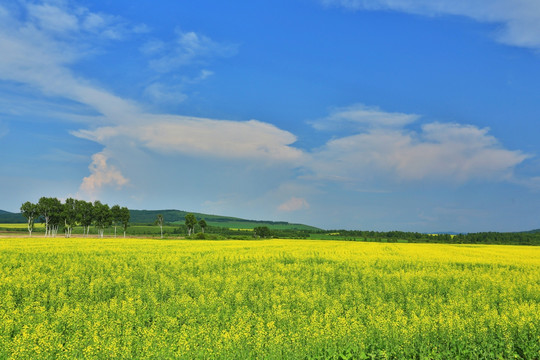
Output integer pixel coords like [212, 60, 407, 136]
[315, 230, 540, 245]
[153, 213, 207, 238]
[184, 213, 207, 236]
[20, 197, 130, 238]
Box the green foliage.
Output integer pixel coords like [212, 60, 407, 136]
[19, 201, 38, 236]
[253, 226, 272, 238]
[62, 198, 77, 237]
[93, 201, 112, 238]
[77, 200, 94, 236]
[309, 230, 540, 245]
[120, 207, 130, 237]
[185, 213, 197, 236]
[198, 219, 207, 233]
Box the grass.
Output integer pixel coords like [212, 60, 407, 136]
[0, 238, 539, 359]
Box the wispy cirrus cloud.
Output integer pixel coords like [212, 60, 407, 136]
[0, 1, 141, 122]
[143, 69, 214, 105]
[143, 29, 238, 73]
[311, 103, 420, 131]
[320, 0, 540, 50]
[25, 1, 146, 40]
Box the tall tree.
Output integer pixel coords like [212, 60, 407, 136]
[155, 214, 164, 239]
[199, 219, 207, 234]
[93, 201, 112, 238]
[48, 198, 64, 237]
[111, 205, 122, 238]
[38, 197, 62, 237]
[20, 201, 38, 237]
[120, 207, 130, 238]
[77, 200, 94, 236]
[185, 213, 197, 236]
[63, 198, 77, 238]
[37, 197, 53, 237]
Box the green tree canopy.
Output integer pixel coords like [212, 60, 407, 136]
[199, 219, 207, 234]
[185, 213, 197, 236]
[120, 207, 130, 238]
[93, 201, 112, 238]
[254, 226, 272, 239]
[20, 201, 38, 237]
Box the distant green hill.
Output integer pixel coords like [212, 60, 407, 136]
[0, 209, 321, 231]
[129, 209, 321, 231]
[0, 210, 26, 223]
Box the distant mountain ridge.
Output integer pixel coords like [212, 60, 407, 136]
[0, 210, 26, 223]
[0, 209, 321, 231]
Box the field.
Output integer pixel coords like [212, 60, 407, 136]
[0, 238, 539, 359]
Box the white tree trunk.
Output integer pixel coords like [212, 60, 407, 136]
[27, 218, 33, 237]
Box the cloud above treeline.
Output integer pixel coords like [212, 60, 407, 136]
[80, 152, 129, 196]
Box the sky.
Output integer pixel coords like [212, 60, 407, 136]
[1, 0, 540, 232]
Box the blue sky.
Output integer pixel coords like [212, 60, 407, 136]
[1, 0, 540, 232]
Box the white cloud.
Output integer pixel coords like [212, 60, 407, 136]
[321, 0, 540, 50]
[80, 152, 129, 195]
[28, 3, 79, 34]
[0, 1, 141, 122]
[0, 1, 534, 212]
[311, 103, 419, 130]
[72, 116, 306, 163]
[311, 120, 529, 182]
[144, 83, 188, 104]
[278, 197, 310, 212]
[143, 70, 214, 104]
[146, 29, 238, 73]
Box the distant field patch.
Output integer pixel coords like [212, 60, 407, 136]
[0, 223, 45, 229]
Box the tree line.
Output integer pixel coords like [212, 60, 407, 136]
[20, 197, 130, 238]
[311, 229, 540, 245]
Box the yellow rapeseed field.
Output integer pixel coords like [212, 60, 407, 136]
[0, 223, 45, 229]
[0, 237, 538, 359]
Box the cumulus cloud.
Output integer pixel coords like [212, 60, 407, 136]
[80, 152, 129, 195]
[320, 0, 540, 50]
[278, 197, 310, 212]
[311, 119, 529, 183]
